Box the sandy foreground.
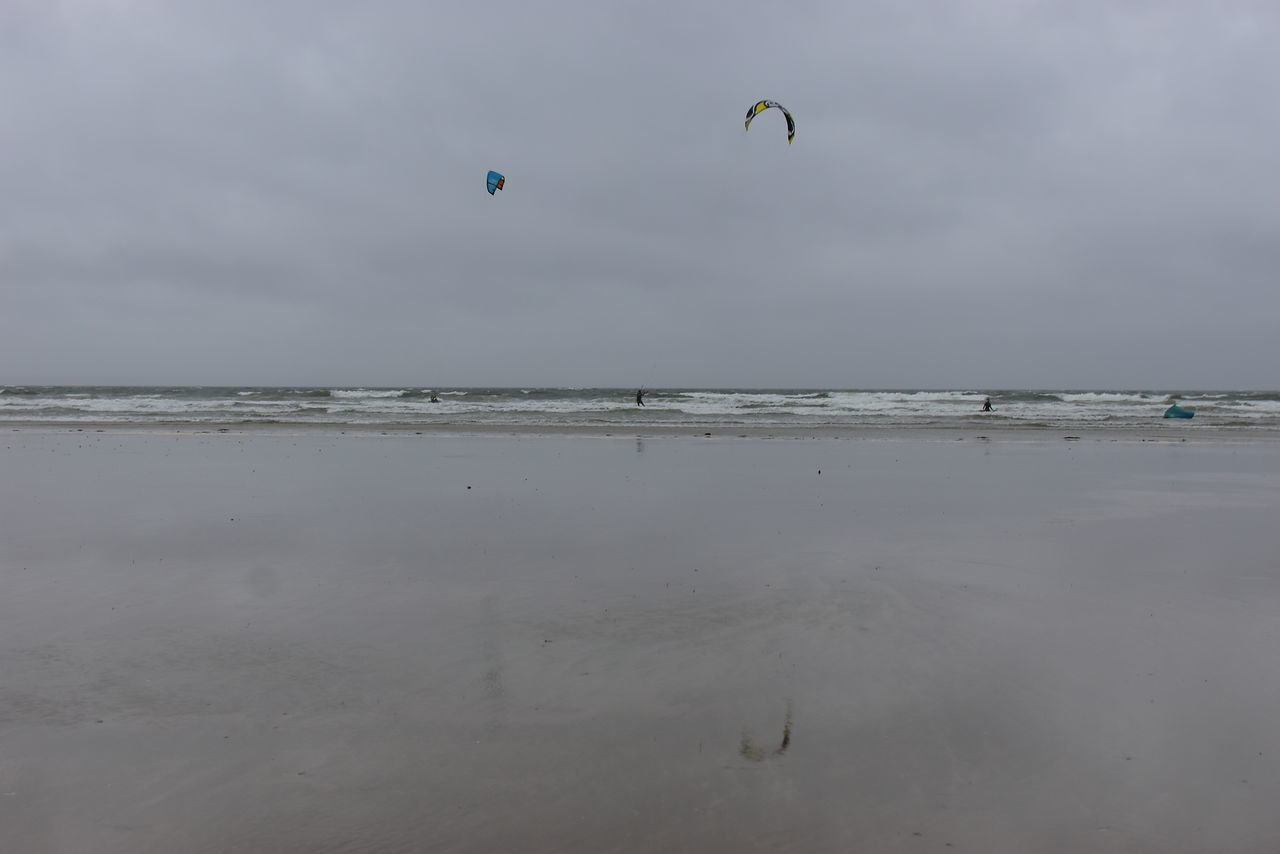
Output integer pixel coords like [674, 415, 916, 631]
[3, 427, 1280, 852]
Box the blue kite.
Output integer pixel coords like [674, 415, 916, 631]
[486, 171, 505, 195]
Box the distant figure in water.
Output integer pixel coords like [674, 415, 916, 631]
[636, 389, 646, 407]
[429, 392, 440, 403]
[981, 396, 994, 412]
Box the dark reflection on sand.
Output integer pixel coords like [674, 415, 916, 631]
[740, 701, 792, 762]
[3, 432, 1280, 852]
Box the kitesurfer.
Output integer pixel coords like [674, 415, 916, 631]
[636, 389, 646, 407]
[981, 397, 993, 412]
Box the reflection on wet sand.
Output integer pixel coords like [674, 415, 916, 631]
[739, 702, 793, 762]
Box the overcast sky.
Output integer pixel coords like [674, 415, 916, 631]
[3, 1, 1277, 389]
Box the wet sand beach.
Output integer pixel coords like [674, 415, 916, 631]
[3, 428, 1280, 852]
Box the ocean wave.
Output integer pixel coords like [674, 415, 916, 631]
[4, 387, 1280, 431]
[330, 389, 410, 399]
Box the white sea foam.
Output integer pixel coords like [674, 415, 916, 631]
[330, 389, 408, 399]
[3, 387, 1278, 429]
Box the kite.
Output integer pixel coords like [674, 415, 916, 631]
[486, 171, 505, 195]
[744, 100, 795, 144]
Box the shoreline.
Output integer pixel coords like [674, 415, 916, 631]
[3, 418, 1278, 444]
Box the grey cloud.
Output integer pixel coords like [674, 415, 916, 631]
[3, 1, 1278, 387]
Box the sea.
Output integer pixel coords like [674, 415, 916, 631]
[3, 386, 1279, 432]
